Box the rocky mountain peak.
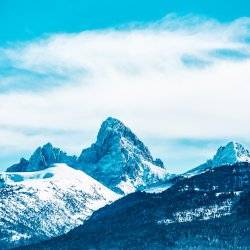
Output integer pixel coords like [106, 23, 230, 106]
[7, 143, 77, 172]
[78, 117, 169, 194]
[95, 117, 153, 161]
[5, 118, 169, 194]
[184, 141, 250, 177]
[212, 141, 250, 167]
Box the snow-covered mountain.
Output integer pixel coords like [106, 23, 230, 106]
[6, 118, 171, 194]
[6, 143, 77, 172]
[1, 119, 250, 249]
[147, 141, 250, 194]
[185, 141, 250, 177]
[0, 164, 120, 249]
[28, 161, 250, 250]
[78, 117, 171, 194]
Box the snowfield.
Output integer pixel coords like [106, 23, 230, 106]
[0, 164, 120, 249]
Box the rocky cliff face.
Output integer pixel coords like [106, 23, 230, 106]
[6, 143, 77, 172]
[78, 117, 171, 194]
[6, 118, 170, 194]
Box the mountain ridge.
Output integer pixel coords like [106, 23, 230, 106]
[6, 117, 171, 194]
[23, 161, 250, 250]
[0, 164, 120, 249]
[1, 118, 250, 249]
[6, 143, 77, 172]
[184, 141, 250, 177]
[77, 117, 171, 194]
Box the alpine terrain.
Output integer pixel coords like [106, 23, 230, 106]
[6, 143, 77, 172]
[184, 141, 250, 177]
[1, 118, 250, 250]
[0, 117, 170, 249]
[78, 117, 172, 194]
[6, 118, 172, 195]
[0, 164, 119, 249]
[29, 161, 250, 250]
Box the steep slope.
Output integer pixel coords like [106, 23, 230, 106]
[146, 142, 250, 194]
[6, 118, 171, 194]
[184, 141, 250, 177]
[6, 143, 77, 172]
[0, 164, 120, 249]
[28, 162, 250, 250]
[78, 117, 171, 194]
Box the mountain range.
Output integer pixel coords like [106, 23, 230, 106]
[30, 161, 250, 250]
[1, 117, 250, 249]
[7, 117, 171, 195]
[77, 117, 172, 194]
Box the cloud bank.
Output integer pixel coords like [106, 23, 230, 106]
[0, 15, 250, 171]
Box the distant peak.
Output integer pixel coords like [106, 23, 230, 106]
[232, 141, 248, 151]
[43, 142, 54, 149]
[20, 157, 28, 164]
[97, 117, 131, 143]
[185, 141, 250, 177]
[216, 141, 236, 153]
[40, 143, 59, 152]
[96, 118, 153, 157]
[31, 143, 56, 156]
[101, 117, 125, 130]
[225, 141, 235, 147]
[6, 142, 77, 172]
[224, 141, 241, 149]
[216, 141, 248, 155]
[212, 141, 250, 166]
[104, 117, 121, 123]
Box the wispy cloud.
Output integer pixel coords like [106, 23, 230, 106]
[0, 15, 250, 171]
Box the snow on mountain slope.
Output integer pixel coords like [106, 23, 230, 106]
[212, 141, 250, 165]
[0, 164, 120, 249]
[78, 117, 172, 194]
[184, 141, 250, 177]
[4, 118, 172, 195]
[144, 182, 174, 194]
[147, 141, 250, 194]
[28, 162, 250, 250]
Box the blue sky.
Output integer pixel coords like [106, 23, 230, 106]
[0, 1, 250, 172]
[1, 0, 250, 44]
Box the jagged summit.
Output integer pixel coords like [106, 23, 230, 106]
[5, 117, 169, 194]
[212, 141, 250, 166]
[85, 117, 154, 163]
[98, 117, 124, 132]
[78, 117, 169, 194]
[185, 141, 250, 177]
[97, 117, 142, 144]
[7, 143, 77, 172]
[96, 117, 132, 147]
[97, 117, 131, 143]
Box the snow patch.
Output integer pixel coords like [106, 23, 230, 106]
[10, 232, 31, 242]
[158, 200, 232, 225]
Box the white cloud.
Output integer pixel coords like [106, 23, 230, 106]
[0, 15, 250, 171]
